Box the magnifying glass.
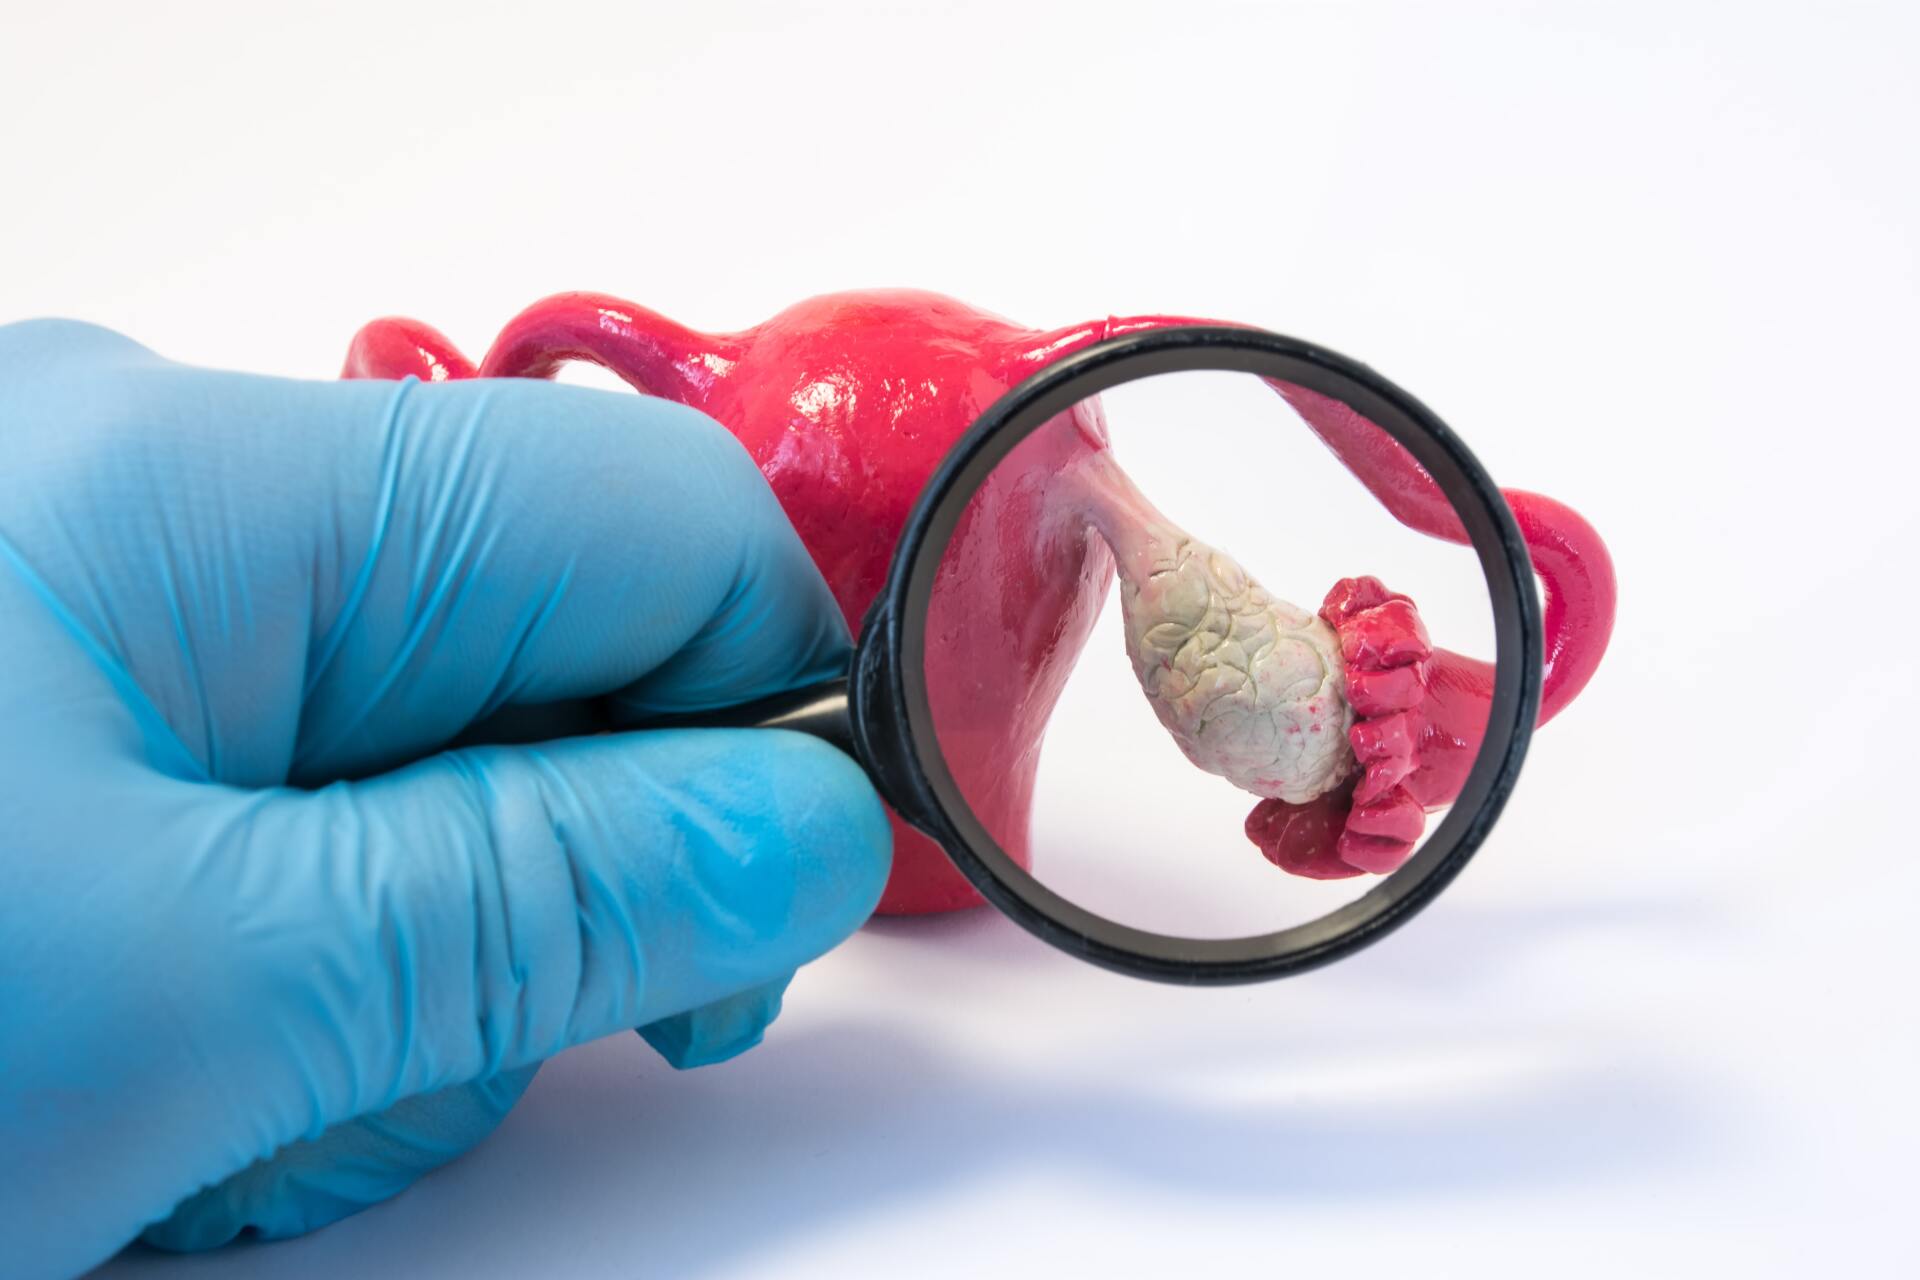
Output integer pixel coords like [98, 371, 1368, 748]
[641, 324, 1542, 984]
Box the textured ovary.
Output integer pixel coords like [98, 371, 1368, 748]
[1119, 539, 1353, 804]
[1066, 451, 1355, 806]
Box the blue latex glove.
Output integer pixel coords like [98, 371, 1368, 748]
[0, 320, 892, 1278]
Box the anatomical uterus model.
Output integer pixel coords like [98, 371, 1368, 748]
[343, 290, 1616, 913]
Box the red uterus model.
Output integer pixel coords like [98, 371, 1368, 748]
[343, 291, 1616, 913]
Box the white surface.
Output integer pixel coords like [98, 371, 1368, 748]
[3, 0, 1914, 1275]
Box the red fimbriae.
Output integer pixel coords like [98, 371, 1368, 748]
[343, 290, 1616, 910]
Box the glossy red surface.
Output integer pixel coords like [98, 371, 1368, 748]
[342, 290, 1616, 910]
[1272, 382, 1617, 726]
[341, 317, 475, 383]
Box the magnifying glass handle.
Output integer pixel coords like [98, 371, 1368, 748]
[630, 677, 856, 759]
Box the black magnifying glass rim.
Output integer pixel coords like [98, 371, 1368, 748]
[850, 325, 1543, 985]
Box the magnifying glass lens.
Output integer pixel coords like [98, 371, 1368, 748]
[918, 366, 1501, 941]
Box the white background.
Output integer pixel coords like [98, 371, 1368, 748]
[4, 0, 1916, 1275]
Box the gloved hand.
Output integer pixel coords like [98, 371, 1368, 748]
[0, 320, 892, 1279]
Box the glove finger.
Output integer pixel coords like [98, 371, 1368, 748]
[149, 725, 888, 1176]
[637, 974, 792, 1070]
[0, 342, 852, 788]
[140, 1065, 538, 1253]
[143, 971, 798, 1253]
[0, 316, 165, 375]
[278, 375, 856, 782]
